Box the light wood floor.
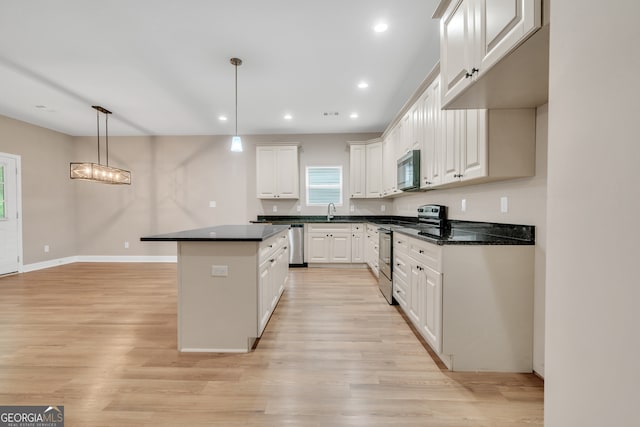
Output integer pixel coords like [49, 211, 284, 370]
[0, 263, 543, 426]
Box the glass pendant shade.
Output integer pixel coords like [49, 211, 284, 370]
[230, 135, 243, 152]
[70, 162, 131, 184]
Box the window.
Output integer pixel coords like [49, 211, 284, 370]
[306, 166, 343, 206]
[0, 165, 4, 219]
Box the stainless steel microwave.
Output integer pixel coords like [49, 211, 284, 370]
[397, 150, 420, 191]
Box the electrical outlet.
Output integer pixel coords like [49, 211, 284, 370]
[124, 241, 130, 249]
[44, 245, 50, 253]
[296, 205, 301, 212]
[211, 265, 228, 277]
[461, 199, 467, 212]
[209, 201, 216, 208]
[381, 205, 386, 212]
[500, 196, 509, 213]
[350, 205, 355, 212]
[272, 205, 278, 212]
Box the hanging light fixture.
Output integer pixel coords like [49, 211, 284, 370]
[230, 57, 243, 152]
[70, 106, 131, 185]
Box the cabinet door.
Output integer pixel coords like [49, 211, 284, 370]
[461, 109, 488, 180]
[477, 0, 541, 74]
[420, 266, 443, 354]
[365, 142, 383, 198]
[441, 0, 475, 103]
[330, 232, 352, 263]
[307, 233, 330, 262]
[383, 130, 398, 195]
[408, 264, 421, 326]
[442, 109, 462, 183]
[421, 85, 436, 189]
[256, 147, 277, 198]
[275, 146, 299, 198]
[349, 145, 367, 198]
[258, 261, 272, 336]
[351, 233, 365, 263]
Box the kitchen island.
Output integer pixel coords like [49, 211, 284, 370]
[141, 224, 290, 352]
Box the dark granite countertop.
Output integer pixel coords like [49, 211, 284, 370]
[393, 221, 535, 246]
[141, 224, 290, 242]
[254, 215, 418, 224]
[255, 215, 534, 245]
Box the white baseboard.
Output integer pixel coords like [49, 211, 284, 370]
[77, 255, 177, 263]
[22, 256, 77, 272]
[21, 255, 177, 272]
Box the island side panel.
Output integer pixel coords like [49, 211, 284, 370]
[177, 241, 259, 352]
[442, 245, 534, 372]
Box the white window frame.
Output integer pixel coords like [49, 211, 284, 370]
[305, 166, 343, 206]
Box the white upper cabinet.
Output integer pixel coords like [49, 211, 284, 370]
[349, 144, 367, 199]
[256, 145, 299, 199]
[365, 141, 383, 198]
[348, 140, 383, 199]
[441, 106, 534, 186]
[477, 0, 540, 72]
[440, 0, 476, 105]
[382, 132, 398, 196]
[436, 0, 545, 109]
[420, 79, 443, 189]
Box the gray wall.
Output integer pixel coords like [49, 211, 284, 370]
[545, 1, 640, 425]
[0, 115, 77, 264]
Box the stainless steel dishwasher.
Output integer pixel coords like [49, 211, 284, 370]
[288, 224, 306, 267]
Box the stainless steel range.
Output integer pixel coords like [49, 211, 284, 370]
[416, 204, 448, 236]
[378, 225, 394, 304]
[378, 204, 448, 305]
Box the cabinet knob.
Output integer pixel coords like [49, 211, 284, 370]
[270, 259, 275, 263]
[472, 67, 479, 74]
[465, 72, 473, 79]
[419, 250, 424, 254]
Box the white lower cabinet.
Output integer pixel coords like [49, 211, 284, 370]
[351, 224, 365, 263]
[393, 232, 533, 372]
[258, 231, 289, 336]
[305, 224, 355, 263]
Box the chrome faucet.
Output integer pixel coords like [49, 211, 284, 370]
[327, 203, 336, 221]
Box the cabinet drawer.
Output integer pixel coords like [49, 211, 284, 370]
[306, 223, 351, 233]
[366, 223, 379, 234]
[393, 276, 408, 308]
[409, 239, 442, 272]
[394, 235, 410, 254]
[393, 252, 410, 282]
[259, 232, 286, 263]
[351, 223, 364, 233]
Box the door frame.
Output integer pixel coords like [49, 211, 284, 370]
[0, 152, 23, 274]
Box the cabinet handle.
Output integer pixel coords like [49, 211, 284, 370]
[465, 72, 473, 79]
[419, 249, 424, 254]
[283, 246, 288, 250]
[472, 67, 479, 74]
[269, 244, 273, 248]
[397, 263, 401, 267]
[270, 259, 275, 263]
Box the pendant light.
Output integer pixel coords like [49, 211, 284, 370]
[230, 57, 243, 152]
[70, 106, 131, 184]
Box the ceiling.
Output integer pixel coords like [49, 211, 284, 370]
[0, 0, 440, 137]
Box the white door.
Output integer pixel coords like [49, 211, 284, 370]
[0, 154, 19, 275]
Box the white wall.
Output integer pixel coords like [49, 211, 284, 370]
[546, 1, 640, 425]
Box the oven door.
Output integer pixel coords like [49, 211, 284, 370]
[378, 228, 394, 304]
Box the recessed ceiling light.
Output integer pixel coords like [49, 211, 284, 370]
[218, 115, 228, 121]
[350, 113, 359, 119]
[35, 105, 47, 109]
[284, 114, 293, 120]
[374, 22, 388, 33]
[357, 81, 369, 89]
